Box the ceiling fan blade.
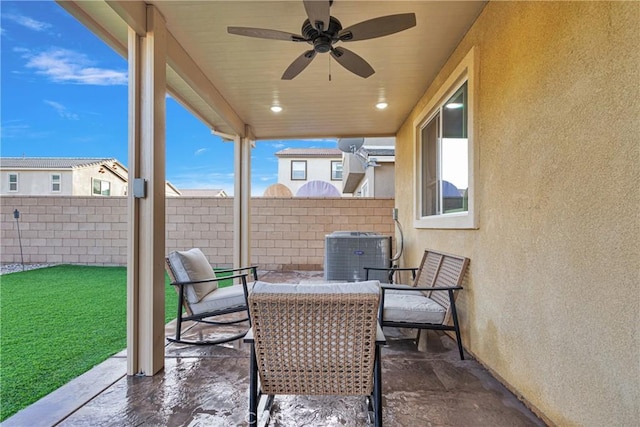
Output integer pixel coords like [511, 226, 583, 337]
[228, 26, 306, 42]
[303, 0, 331, 32]
[338, 13, 416, 42]
[330, 47, 374, 78]
[282, 50, 317, 80]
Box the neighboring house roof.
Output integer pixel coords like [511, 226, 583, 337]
[0, 157, 119, 169]
[274, 148, 342, 158]
[178, 189, 227, 197]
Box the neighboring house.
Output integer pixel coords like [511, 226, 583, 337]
[0, 157, 181, 197]
[341, 137, 395, 197]
[274, 148, 344, 197]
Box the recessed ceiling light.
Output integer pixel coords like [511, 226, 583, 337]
[375, 102, 388, 110]
[270, 105, 283, 113]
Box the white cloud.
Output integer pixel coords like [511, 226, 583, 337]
[194, 148, 208, 156]
[44, 100, 79, 120]
[22, 48, 127, 86]
[4, 14, 51, 32]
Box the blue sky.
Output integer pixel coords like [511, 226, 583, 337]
[0, 0, 337, 196]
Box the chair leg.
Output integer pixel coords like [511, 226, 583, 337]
[373, 344, 383, 427]
[449, 293, 465, 360]
[454, 327, 464, 360]
[249, 344, 258, 427]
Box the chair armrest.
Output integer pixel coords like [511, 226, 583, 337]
[171, 272, 249, 287]
[364, 267, 418, 273]
[214, 265, 259, 280]
[364, 266, 419, 282]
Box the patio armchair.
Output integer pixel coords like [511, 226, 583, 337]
[365, 250, 470, 360]
[165, 248, 257, 345]
[245, 280, 386, 427]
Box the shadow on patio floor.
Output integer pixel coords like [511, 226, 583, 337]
[4, 271, 546, 427]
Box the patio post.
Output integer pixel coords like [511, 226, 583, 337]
[126, 4, 167, 376]
[233, 128, 254, 269]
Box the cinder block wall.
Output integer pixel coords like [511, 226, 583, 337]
[1, 196, 395, 270]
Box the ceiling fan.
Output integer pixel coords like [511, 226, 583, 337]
[227, 0, 416, 80]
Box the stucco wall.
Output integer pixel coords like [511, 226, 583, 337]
[277, 156, 343, 195]
[1, 196, 394, 271]
[0, 170, 74, 196]
[394, 2, 639, 426]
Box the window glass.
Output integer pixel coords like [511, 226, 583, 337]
[92, 179, 111, 196]
[331, 161, 343, 180]
[51, 174, 61, 192]
[8, 174, 18, 192]
[291, 161, 307, 180]
[420, 82, 468, 217]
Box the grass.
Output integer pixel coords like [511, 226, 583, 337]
[0, 265, 178, 421]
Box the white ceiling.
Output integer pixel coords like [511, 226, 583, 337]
[59, 1, 486, 141]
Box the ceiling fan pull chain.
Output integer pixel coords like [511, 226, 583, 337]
[329, 56, 332, 81]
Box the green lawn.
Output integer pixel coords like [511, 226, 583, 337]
[0, 265, 178, 421]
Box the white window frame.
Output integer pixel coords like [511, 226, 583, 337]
[92, 178, 111, 196]
[51, 174, 61, 193]
[8, 173, 18, 192]
[413, 47, 478, 229]
[291, 160, 307, 181]
[331, 160, 343, 181]
[360, 180, 369, 198]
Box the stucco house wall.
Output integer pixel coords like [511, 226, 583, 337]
[276, 150, 343, 195]
[394, 2, 638, 426]
[2, 170, 74, 196]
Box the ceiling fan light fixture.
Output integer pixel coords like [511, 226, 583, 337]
[376, 102, 388, 110]
[270, 105, 283, 113]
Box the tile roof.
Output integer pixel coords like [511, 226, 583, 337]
[0, 157, 118, 169]
[274, 148, 342, 158]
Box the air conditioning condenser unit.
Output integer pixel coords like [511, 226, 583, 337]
[324, 231, 391, 282]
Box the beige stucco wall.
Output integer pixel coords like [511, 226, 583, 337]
[0, 170, 74, 196]
[1, 196, 394, 271]
[72, 165, 128, 196]
[394, 2, 639, 426]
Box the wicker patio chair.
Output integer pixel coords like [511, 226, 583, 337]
[245, 281, 386, 427]
[365, 249, 470, 360]
[165, 248, 257, 345]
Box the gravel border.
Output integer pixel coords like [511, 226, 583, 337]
[0, 263, 56, 275]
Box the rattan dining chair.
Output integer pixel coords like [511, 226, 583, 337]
[244, 280, 386, 427]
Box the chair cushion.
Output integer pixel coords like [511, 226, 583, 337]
[189, 282, 253, 316]
[383, 292, 446, 325]
[251, 280, 380, 295]
[167, 248, 217, 304]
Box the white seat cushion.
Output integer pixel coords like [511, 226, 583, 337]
[189, 282, 253, 316]
[167, 248, 217, 304]
[382, 292, 446, 325]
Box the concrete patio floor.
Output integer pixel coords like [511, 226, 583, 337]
[4, 270, 546, 427]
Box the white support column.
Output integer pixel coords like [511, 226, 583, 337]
[126, 5, 167, 376]
[233, 129, 253, 269]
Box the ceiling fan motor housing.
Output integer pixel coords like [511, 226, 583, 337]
[302, 17, 342, 53]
